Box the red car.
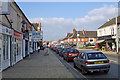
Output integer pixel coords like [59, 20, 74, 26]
[63, 49, 79, 62]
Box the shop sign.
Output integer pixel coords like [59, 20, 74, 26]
[29, 31, 43, 42]
[0, 0, 9, 15]
[14, 30, 23, 39]
[2, 26, 12, 35]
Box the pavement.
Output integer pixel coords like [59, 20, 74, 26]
[2, 49, 74, 78]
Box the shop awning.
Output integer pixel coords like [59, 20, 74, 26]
[95, 40, 105, 43]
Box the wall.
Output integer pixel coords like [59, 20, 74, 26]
[97, 24, 116, 38]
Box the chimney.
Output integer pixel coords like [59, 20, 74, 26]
[108, 19, 111, 22]
[38, 22, 41, 31]
[73, 29, 76, 34]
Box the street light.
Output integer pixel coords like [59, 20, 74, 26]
[115, 0, 119, 54]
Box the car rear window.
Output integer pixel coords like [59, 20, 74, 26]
[87, 53, 107, 59]
[69, 49, 79, 53]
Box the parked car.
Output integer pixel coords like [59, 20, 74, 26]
[73, 51, 110, 74]
[53, 47, 57, 51]
[59, 47, 70, 57]
[56, 47, 62, 54]
[63, 49, 79, 62]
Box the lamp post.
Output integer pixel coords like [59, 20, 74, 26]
[115, 0, 119, 54]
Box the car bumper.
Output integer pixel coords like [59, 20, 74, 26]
[66, 57, 76, 60]
[84, 64, 110, 72]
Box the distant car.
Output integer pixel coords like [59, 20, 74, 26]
[56, 47, 62, 54]
[73, 51, 110, 74]
[63, 49, 79, 62]
[59, 47, 70, 57]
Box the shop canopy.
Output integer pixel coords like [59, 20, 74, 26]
[95, 40, 105, 44]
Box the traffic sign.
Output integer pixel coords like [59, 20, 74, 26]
[29, 31, 43, 42]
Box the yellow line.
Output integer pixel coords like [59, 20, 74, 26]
[66, 62, 88, 80]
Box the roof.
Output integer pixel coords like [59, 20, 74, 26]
[32, 23, 39, 31]
[80, 51, 102, 54]
[63, 33, 73, 40]
[71, 31, 97, 38]
[98, 16, 120, 29]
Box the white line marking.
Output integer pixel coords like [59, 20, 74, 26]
[110, 60, 118, 63]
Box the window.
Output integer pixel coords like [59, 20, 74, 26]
[74, 39, 76, 41]
[81, 53, 85, 59]
[104, 29, 106, 34]
[99, 30, 102, 36]
[82, 38, 84, 41]
[111, 27, 114, 35]
[3, 35, 9, 60]
[90, 39, 93, 42]
[87, 53, 107, 60]
[69, 49, 79, 54]
[78, 39, 80, 41]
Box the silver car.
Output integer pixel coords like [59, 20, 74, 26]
[73, 51, 110, 74]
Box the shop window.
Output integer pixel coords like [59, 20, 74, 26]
[82, 38, 84, 41]
[90, 39, 93, 42]
[3, 35, 9, 60]
[74, 39, 76, 41]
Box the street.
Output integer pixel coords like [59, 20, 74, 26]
[2, 49, 119, 80]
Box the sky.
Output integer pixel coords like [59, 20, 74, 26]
[16, 2, 116, 41]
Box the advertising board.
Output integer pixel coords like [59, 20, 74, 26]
[0, 0, 9, 15]
[29, 31, 43, 42]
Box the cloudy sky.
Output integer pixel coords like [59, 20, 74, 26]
[16, 2, 116, 41]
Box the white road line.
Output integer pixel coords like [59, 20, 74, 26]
[110, 60, 118, 63]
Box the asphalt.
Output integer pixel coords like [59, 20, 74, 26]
[2, 49, 74, 78]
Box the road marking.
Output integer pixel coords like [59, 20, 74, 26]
[110, 60, 118, 63]
[66, 62, 88, 80]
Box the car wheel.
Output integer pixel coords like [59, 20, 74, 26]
[104, 70, 109, 74]
[63, 57, 65, 60]
[74, 62, 76, 68]
[66, 58, 69, 62]
[81, 67, 87, 75]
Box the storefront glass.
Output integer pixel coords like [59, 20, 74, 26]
[3, 35, 9, 60]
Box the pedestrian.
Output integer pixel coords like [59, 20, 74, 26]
[38, 46, 40, 53]
[112, 44, 115, 52]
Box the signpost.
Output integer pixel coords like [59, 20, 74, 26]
[0, 0, 9, 15]
[29, 31, 43, 42]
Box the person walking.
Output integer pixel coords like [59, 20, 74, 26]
[38, 46, 40, 53]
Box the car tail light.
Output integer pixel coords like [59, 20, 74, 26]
[107, 60, 110, 63]
[69, 54, 72, 56]
[85, 62, 90, 65]
[61, 52, 63, 53]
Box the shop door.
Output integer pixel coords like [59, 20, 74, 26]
[2, 35, 10, 70]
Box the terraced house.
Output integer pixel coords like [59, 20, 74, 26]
[61, 29, 97, 47]
[0, 0, 36, 71]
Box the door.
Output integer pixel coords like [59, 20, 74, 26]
[2, 35, 10, 70]
[77, 53, 85, 69]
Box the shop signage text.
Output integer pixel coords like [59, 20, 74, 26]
[29, 31, 43, 42]
[14, 30, 23, 38]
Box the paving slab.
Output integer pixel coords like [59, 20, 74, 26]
[2, 49, 74, 78]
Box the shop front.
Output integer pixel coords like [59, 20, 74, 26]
[0, 24, 12, 70]
[12, 30, 23, 65]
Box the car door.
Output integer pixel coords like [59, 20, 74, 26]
[77, 53, 85, 69]
[75, 53, 81, 67]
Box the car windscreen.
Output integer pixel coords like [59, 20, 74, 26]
[87, 53, 107, 59]
[69, 49, 79, 54]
